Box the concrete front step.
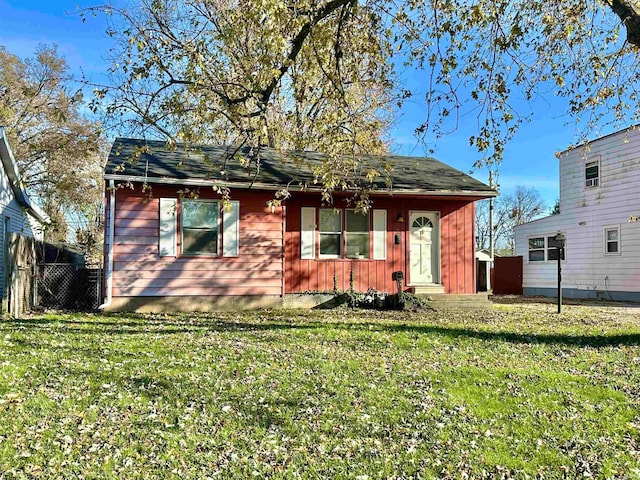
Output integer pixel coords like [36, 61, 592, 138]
[409, 284, 446, 295]
[414, 293, 492, 310]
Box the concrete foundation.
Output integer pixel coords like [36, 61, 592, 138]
[106, 295, 282, 312]
[523, 287, 640, 303]
[105, 292, 494, 312]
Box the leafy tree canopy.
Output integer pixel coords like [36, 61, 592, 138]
[86, 0, 640, 199]
[0, 45, 105, 242]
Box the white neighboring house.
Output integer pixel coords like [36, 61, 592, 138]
[514, 125, 640, 301]
[0, 127, 49, 299]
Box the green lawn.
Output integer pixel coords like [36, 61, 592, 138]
[1, 299, 640, 478]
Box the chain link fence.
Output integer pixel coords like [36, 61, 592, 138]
[36, 263, 102, 311]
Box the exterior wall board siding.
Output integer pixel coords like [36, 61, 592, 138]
[110, 185, 284, 302]
[284, 193, 476, 294]
[0, 158, 42, 299]
[514, 127, 640, 297]
[109, 184, 480, 307]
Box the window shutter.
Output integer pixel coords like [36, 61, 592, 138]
[301, 207, 316, 259]
[373, 209, 387, 260]
[159, 198, 177, 257]
[223, 201, 240, 257]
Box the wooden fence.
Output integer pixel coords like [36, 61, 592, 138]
[493, 256, 523, 295]
[4, 233, 37, 318]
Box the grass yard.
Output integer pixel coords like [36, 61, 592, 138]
[1, 299, 640, 478]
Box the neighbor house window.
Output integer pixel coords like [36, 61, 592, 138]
[528, 235, 566, 262]
[547, 235, 565, 261]
[181, 200, 219, 255]
[585, 160, 599, 188]
[345, 210, 370, 259]
[528, 237, 545, 262]
[604, 227, 620, 254]
[319, 209, 342, 258]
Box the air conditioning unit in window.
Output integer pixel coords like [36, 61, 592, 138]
[585, 178, 598, 187]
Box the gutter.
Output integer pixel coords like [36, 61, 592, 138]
[98, 179, 115, 310]
[103, 174, 498, 198]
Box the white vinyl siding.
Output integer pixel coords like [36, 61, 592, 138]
[300, 207, 316, 259]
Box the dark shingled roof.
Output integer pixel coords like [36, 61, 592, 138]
[104, 137, 495, 196]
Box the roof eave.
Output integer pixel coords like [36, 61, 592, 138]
[103, 173, 497, 198]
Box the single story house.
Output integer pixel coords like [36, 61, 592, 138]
[102, 138, 496, 311]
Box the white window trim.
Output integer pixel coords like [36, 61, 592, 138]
[180, 199, 220, 256]
[585, 157, 600, 189]
[603, 225, 621, 256]
[527, 233, 567, 263]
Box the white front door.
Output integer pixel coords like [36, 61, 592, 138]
[409, 211, 439, 285]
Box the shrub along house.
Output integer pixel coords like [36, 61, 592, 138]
[102, 138, 496, 311]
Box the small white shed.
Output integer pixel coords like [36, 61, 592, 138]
[475, 248, 492, 292]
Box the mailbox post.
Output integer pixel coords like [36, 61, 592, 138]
[554, 232, 566, 314]
[392, 271, 404, 304]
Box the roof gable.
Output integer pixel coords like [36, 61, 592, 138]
[104, 137, 495, 197]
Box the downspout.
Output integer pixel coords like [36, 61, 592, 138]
[99, 180, 115, 310]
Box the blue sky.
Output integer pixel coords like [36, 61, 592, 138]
[0, 0, 611, 208]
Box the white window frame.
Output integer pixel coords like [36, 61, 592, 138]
[317, 208, 373, 260]
[180, 199, 220, 256]
[527, 234, 566, 263]
[318, 209, 343, 259]
[585, 158, 600, 188]
[604, 226, 621, 255]
[345, 209, 370, 259]
[528, 236, 546, 262]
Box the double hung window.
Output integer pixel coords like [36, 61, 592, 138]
[317, 208, 371, 259]
[181, 200, 219, 255]
[546, 236, 565, 261]
[319, 209, 343, 257]
[604, 227, 620, 254]
[345, 210, 370, 259]
[528, 235, 566, 262]
[585, 160, 599, 188]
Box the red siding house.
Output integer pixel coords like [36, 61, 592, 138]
[102, 138, 496, 311]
